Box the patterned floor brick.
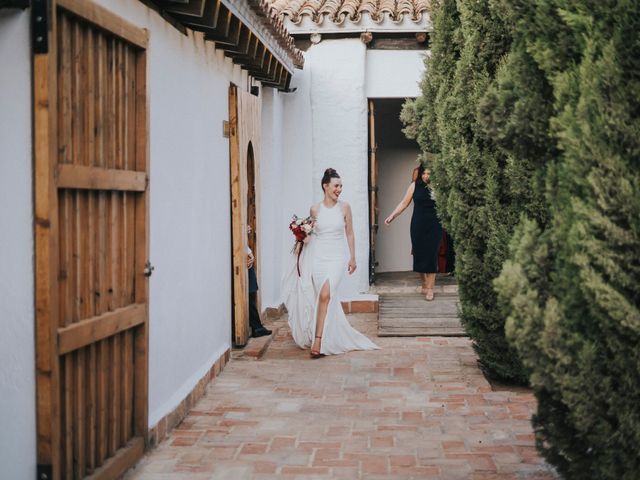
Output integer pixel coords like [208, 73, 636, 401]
[125, 314, 558, 479]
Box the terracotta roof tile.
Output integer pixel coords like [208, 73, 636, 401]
[268, 0, 430, 25]
[248, 0, 305, 67]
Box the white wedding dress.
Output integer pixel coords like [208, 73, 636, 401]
[282, 201, 379, 355]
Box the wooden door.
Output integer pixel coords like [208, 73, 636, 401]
[228, 84, 261, 346]
[368, 100, 379, 285]
[33, 1, 149, 479]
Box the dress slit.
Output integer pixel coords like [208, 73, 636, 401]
[312, 277, 332, 340]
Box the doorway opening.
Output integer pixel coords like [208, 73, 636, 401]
[246, 142, 260, 318]
[247, 142, 257, 255]
[368, 98, 421, 283]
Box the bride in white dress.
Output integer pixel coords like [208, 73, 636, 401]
[283, 168, 379, 358]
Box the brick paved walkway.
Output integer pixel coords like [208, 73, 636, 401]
[125, 314, 558, 479]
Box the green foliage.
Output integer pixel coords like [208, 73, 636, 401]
[407, 0, 640, 474]
[402, 0, 527, 382]
[493, 1, 640, 477]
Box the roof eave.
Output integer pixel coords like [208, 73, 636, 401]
[224, 0, 303, 70]
[282, 13, 432, 36]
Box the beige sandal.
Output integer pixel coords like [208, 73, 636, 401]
[425, 289, 434, 301]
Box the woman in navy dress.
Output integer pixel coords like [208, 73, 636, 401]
[384, 165, 443, 300]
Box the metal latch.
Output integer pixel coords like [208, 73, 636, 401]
[144, 261, 155, 277]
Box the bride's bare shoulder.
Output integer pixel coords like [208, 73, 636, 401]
[310, 203, 320, 217]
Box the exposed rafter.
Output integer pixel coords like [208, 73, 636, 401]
[146, 0, 303, 90]
[0, 0, 30, 8]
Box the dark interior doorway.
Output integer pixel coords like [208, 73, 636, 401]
[368, 98, 420, 280]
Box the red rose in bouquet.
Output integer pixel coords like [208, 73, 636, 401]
[289, 215, 315, 276]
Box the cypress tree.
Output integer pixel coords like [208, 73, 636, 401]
[404, 0, 527, 381]
[401, 0, 462, 223]
[495, 1, 640, 477]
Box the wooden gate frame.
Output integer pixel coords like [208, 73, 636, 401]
[33, 1, 149, 478]
[368, 99, 379, 285]
[228, 84, 261, 347]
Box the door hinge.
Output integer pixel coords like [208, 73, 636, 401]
[32, 0, 49, 54]
[37, 464, 52, 480]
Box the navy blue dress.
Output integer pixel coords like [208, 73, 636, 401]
[410, 180, 443, 273]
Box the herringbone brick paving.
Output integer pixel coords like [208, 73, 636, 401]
[125, 313, 558, 479]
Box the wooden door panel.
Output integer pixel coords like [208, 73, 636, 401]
[34, 1, 149, 478]
[228, 85, 261, 346]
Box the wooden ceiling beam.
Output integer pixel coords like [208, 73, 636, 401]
[225, 32, 259, 63]
[154, 0, 206, 18]
[282, 72, 293, 91]
[143, 0, 297, 89]
[0, 0, 30, 8]
[245, 43, 267, 72]
[275, 63, 287, 86]
[173, 0, 221, 31]
[223, 25, 251, 55]
[206, 11, 241, 45]
[252, 59, 281, 85]
[273, 63, 285, 84]
[203, 6, 232, 40]
[246, 50, 272, 77]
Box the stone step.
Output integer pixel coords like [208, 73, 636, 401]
[235, 329, 276, 360]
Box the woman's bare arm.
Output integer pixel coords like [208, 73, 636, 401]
[384, 183, 415, 225]
[343, 202, 357, 274]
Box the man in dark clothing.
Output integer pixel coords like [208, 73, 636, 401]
[247, 243, 271, 338]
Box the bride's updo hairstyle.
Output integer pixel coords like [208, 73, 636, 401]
[321, 168, 340, 192]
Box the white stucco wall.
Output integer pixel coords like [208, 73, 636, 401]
[377, 149, 419, 272]
[95, 0, 245, 427]
[0, 9, 37, 480]
[259, 88, 286, 308]
[308, 39, 370, 297]
[366, 50, 426, 98]
[275, 62, 316, 302]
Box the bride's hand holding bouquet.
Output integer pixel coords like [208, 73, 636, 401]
[289, 214, 315, 276]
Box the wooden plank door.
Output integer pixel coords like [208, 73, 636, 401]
[228, 84, 248, 346]
[33, 1, 149, 478]
[368, 100, 379, 285]
[228, 84, 261, 347]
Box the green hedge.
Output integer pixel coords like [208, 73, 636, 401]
[407, 0, 640, 475]
[402, 0, 527, 382]
[495, 1, 640, 477]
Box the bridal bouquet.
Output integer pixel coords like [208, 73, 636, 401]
[289, 214, 315, 276]
[289, 215, 315, 249]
